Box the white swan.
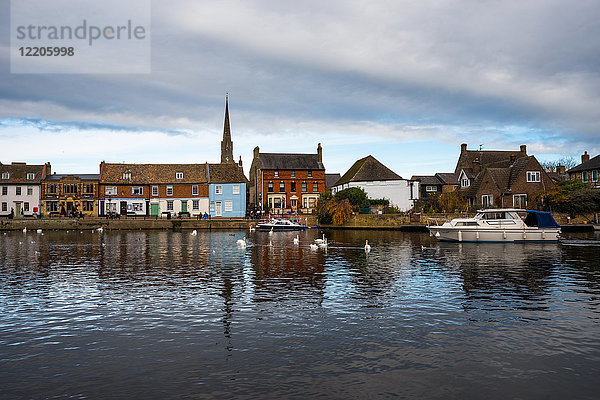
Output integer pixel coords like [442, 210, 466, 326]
[191, 229, 197, 236]
[293, 235, 299, 245]
[236, 237, 246, 248]
[22, 227, 27, 233]
[36, 229, 42, 233]
[96, 227, 104, 233]
[314, 233, 325, 244]
[268, 227, 274, 235]
[364, 240, 371, 253]
[310, 243, 318, 251]
[318, 238, 328, 248]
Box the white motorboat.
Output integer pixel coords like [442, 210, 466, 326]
[427, 209, 561, 242]
[256, 218, 307, 231]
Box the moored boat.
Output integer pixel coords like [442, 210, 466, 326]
[427, 209, 561, 242]
[256, 218, 307, 231]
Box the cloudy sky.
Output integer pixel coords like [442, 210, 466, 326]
[1, 0, 599, 178]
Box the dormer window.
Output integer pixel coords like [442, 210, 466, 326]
[27, 173, 35, 180]
[176, 172, 183, 180]
[1, 172, 9, 179]
[274, 171, 279, 178]
[123, 171, 132, 181]
[461, 178, 470, 188]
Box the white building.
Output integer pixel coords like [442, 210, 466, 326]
[0, 162, 51, 217]
[331, 155, 419, 211]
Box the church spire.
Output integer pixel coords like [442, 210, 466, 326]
[221, 94, 234, 164]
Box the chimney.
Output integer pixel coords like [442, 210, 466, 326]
[557, 165, 565, 175]
[238, 156, 243, 167]
[253, 146, 260, 159]
[520, 145, 527, 154]
[461, 143, 467, 153]
[582, 151, 590, 164]
[317, 143, 323, 163]
[473, 157, 481, 174]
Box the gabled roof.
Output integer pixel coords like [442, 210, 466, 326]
[455, 145, 527, 174]
[99, 163, 208, 184]
[435, 172, 459, 185]
[0, 162, 49, 183]
[568, 154, 600, 173]
[465, 156, 546, 196]
[335, 155, 402, 186]
[459, 168, 476, 179]
[256, 153, 324, 170]
[45, 174, 99, 181]
[208, 163, 248, 184]
[411, 175, 443, 186]
[325, 173, 341, 189]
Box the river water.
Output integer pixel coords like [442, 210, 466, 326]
[1, 229, 599, 399]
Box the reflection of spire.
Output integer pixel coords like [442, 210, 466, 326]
[221, 272, 234, 352]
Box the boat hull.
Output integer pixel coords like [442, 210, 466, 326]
[427, 226, 560, 242]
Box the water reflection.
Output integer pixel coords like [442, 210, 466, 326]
[0, 229, 599, 399]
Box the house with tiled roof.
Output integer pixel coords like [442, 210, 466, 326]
[41, 173, 100, 217]
[249, 144, 325, 214]
[0, 161, 51, 217]
[411, 172, 459, 201]
[98, 162, 209, 217]
[332, 155, 418, 211]
[462, 156, 554, 209]
[208, 163, 248, 218]
[568, 151, 600, 187]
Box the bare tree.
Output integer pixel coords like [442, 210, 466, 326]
[540, 156, 577, 172]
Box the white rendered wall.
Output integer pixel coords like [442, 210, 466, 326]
[333, 180, 418, 211]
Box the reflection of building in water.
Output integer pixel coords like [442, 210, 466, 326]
[248, 232, 326, 304]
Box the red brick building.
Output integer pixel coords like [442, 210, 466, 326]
[249, 144, 325, 214]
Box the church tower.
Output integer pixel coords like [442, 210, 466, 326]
[220, 95, 235, 164]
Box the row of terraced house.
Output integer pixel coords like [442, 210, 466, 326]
[2, 97, 599, 218]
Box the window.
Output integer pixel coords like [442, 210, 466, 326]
[482, 195, 493, 207]
[105, 186, 117, 195]
[16, 187, 22, 196]
[302, 182, 307, 193]
[279, 181, 285, 192]
[426, 186, 438, 192]
[192, 185, 199, 195]
[82, 201, 94, 211]
[267, 182, 273, 193]
[225, 200, 233, 212]
[291, 171, 295, 178]
[513, 194, 527, 208]
[152, 186, 159, 196]
[130, 203, 143, 212]
[526, 171, 541, 182]
[215, 185, 223, 195]
[83, 184, 94, 194]
[291, 182, 296, 192]
[63, 184, 77, 194]
[166, 186, 173, 196]
[2, 202, 7, 211]
[192, 200, 199, 210]
[593, 171, 598, 182]
[23, 202, 29, 212]
[313, 182, 318, 193]
[176, 172, 183, 180]
[27, 173, 35, 180]
[2, 172, 9, 179]
[232, 185, 240, 194]
[274, 171, 279, 177]
[47, 184, 57, 194]
[167, 200, 174, 210]
[461, 178, 470, 188]
[122, 171, 132, 181]
[582, 171, 589, 182]
[308, 171, 312, 178]
[2, 186, 7, 196]
[47, 201, 57, 212]
[132, 187, 143, 195]
[27, 187, 33, 196]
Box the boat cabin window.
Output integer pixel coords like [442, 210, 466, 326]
[482, 212, 507, 220]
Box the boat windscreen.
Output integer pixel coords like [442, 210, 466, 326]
[524, 211, 561, 228]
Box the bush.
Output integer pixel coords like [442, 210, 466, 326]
[334, 187, 370, 208]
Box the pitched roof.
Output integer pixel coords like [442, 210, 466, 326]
[45, 174, 99, 181]
[411, 175, 443, 185]
[568, 154, 600, 173]
[335, 155, 402, 186]
[455, 147, 527, 174]
[465, 156, 543, 196]
[208, 163, 248, 184]
[0, 162, 49, 183]
[99, 163, 208, 184]
[435, 172, 459, 185]
[325, 173, 341, 189]
[256, 153, 324, 170]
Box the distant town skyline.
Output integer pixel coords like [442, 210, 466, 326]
[1, 0, 599, 178]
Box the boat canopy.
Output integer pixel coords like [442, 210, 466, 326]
[524, 210, 561, 228]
